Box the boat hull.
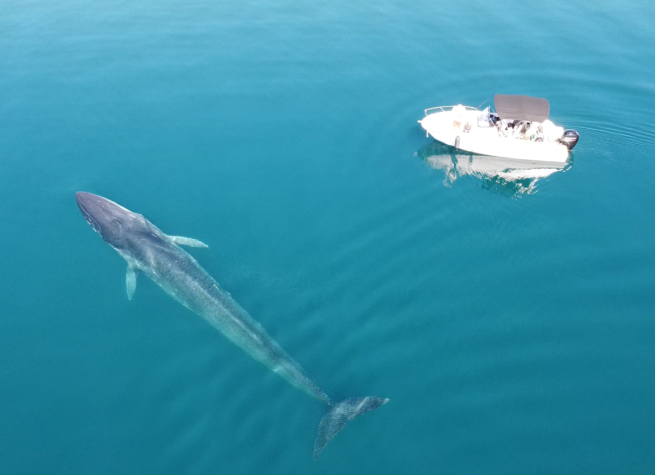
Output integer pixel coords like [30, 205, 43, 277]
[419, 109, 570, 163]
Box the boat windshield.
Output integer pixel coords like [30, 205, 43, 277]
[478, 107, 494, 128]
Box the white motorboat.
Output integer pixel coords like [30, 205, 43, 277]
[418, 94, 579, 163]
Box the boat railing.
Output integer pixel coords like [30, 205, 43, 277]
[424, 105, 479, 116]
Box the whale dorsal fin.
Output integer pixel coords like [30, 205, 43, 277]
[168, 235, 209, 248]
[126, 265, 138, 300]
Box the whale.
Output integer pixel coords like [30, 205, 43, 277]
[75, 192, 388, 459]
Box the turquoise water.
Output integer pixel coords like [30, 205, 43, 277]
[2, 0, 655, 473]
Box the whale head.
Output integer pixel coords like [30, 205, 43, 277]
[76, 192, 150, 248]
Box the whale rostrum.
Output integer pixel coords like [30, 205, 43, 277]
[75, 192, 388, 459]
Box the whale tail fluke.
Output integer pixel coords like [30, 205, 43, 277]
[313, 396, 389, 460]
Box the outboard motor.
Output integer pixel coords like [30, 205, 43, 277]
[559, 129, 580, 150]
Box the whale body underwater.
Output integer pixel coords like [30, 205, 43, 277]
[75, 192, 388, 459]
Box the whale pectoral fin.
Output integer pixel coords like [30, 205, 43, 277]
[168, 235, 209, 248]
[126, 265, 138, 300]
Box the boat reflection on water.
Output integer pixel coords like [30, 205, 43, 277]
[416, 141, 572, 197]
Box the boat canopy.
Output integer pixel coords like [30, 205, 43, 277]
[494, 94, 550, 122]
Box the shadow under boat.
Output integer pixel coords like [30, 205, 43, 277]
[415, 141, 573, 196]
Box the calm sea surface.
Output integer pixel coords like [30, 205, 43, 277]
[1, 0, 654, 473]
